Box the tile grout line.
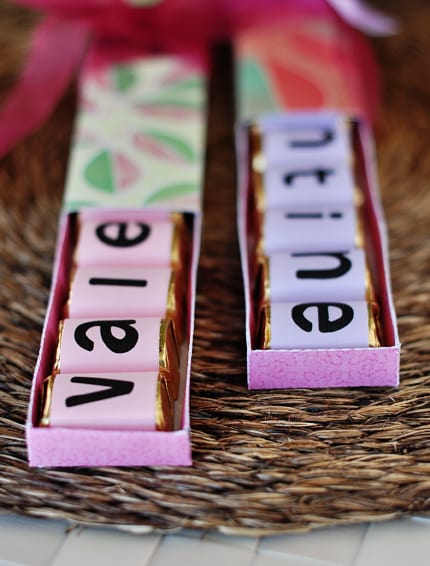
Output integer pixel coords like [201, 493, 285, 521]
[141, 532, 163, 566]
[351, 523, 370, 566]
[45, 522, 74, 566]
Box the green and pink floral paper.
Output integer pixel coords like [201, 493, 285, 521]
[64, 55, 206, 213]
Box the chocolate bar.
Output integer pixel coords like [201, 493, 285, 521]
[53, 317, 180, 402]
[65, 265, 186, 343]
[40, 371, 173, 431]
[255, 249, 371, 304]
[258, 301, 381, 350]
[74, 212, 187, 269]
[250, 115, 352, 170]
[257, 206, 363, 255]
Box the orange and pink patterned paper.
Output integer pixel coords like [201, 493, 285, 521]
[236, 13, 379, 122]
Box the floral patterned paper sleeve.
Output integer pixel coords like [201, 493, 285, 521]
[236, 13, 378, 122]
[64, 54, 206, 213]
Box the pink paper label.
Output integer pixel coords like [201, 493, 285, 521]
[68, 266, 172, 318]
[58, 317, 162, 373]
[49, 372, 158, 430]
[76, 216, 175, 267]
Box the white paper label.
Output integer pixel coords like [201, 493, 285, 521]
[263, 162, 355, 210]
[262, 116, 351, 168]
[263, 207, 357, 254]
[270, 300, 369, 349]
[269, 249, 366, 302]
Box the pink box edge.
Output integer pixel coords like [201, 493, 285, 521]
[26, 427, 192, 467]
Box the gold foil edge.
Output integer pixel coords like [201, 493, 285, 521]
[249, 123, 265, 171]
[368, 301, 382, 348]
[39, 375, 55, 427]
[156, 376, 174, 431]
[257, 304, 271, 350]
[169, 212, 186, 269]
[167, 270, 178, 317]
[63, 265, 77, 318]
[365, 263, 377, 304]
[355, 206, 365, 249]
[166, 269, 185, 346]
[52, 320, 64, 374]
[159, 318, 180, 400]
[254, 255, 270, 310]
[71, 214, 82, 266]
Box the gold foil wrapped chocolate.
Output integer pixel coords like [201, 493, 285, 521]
[40, 374, 56, 427]
[63, 264, 186, 346]
[39, 372, 174, 431]
[248, 120, 359, 211]
[159, 318, 181, 402]
[257, 301, 382, 350]
[73, 212, 188, 270]
[156, 378, 174, 431]
[255, 253, 377, 308]
[52, 317, 181, 404]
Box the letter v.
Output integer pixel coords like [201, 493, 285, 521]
[65, 376, 134, 407]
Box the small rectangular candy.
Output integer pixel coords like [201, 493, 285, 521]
[254, 161, 356, 211]
[65, 266, 185, 342]
[258, 206, 362, 255]
[40, 371, 173, 431]
[258, 301, 381, 350]
[53, 317, 180, 401]
[250, 114, 352, 169]
[74, 212, 187, 268]
[256, 249, 369, 304]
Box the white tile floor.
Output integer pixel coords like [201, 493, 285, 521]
[1, 515, 430, 566]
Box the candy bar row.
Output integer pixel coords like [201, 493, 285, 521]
[246, 113, 382, 351]
[38, 211, 192, 433]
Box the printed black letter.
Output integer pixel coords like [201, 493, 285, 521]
[292, 303, 354, 333]
[74, 319, 139, 353]
[293, 252, 352, 279]
[96, 222, 150, 247]
[65, 376, 134, 407]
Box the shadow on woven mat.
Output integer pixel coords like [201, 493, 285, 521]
[0, 0, 429, 534]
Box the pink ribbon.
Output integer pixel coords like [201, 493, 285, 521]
[0, 0, 394, 157]
[327, 0, 397, 35]
[0, 16, 90, 156]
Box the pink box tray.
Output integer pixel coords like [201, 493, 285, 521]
[26, 210, 200, 467]
[237, 113, 400, 390]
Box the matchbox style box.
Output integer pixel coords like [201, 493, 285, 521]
[235, 7, 400, 391]
[26, 51, 207, 467]
[237, 111, 400, 389]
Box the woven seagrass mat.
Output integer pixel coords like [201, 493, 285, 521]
[1, 0, 430, 535]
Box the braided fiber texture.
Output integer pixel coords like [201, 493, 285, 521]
[0, 0, 429, 534]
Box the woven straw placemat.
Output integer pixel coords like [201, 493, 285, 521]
[1, 0, 430, 535]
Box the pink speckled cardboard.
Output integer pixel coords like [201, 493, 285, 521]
[237, 113, 400, 390]
[29, 428, 192, 468]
